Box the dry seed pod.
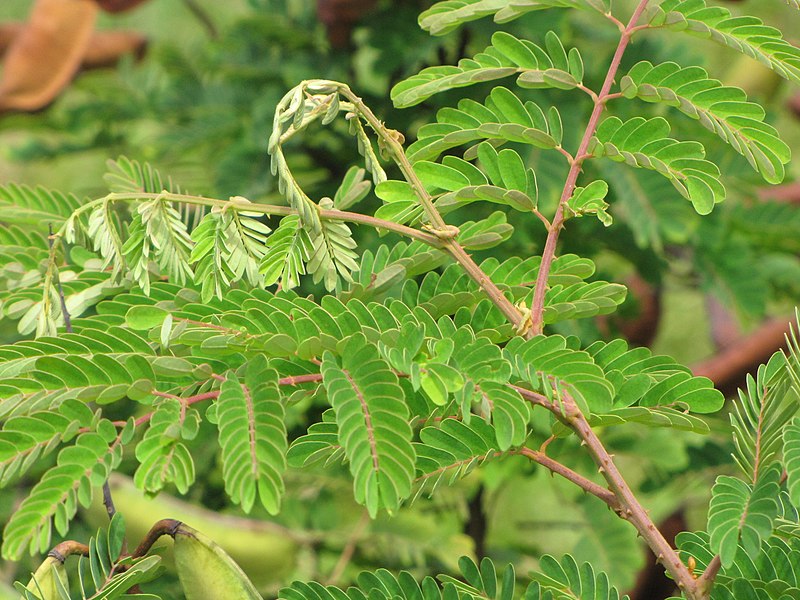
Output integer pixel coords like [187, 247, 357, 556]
[172, 522, 262, 600]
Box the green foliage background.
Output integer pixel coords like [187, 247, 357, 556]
[0, 0, 798, 598]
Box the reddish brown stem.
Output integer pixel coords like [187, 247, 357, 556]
[529, 0, 651, 335]
[130, 519, 182, 558]
[692, 317, 791, 394]
[106, 373, 323, 432]
[696, 555, 722, 596]
[512, 384, 702, 597]
[565, 399, 699, 598]
[517, 447, 619, 508]
[48, 540, 90, 562]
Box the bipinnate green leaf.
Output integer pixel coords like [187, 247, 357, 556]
[374, 179, 425, 226]
[0, 350, 159, 419]
[586, 332, 725, 422]
[134, 398, 197, 495]
[589, 116, 725, 215]
[190, 201, 269, 302]
[216, 357, 287, 514]
[397, 252, 599, 323]
[286, 411, 344, 469]
[392, 31, 584, 107]
[87, 200, 127, 283]
[418, 362, 464, 406]
[620, 61, 791, 184]
[2, 421, 133, 559]
[543, 281, 626, 324]
[121, 196, 194, 294]
[0, 183, 83, 228]
[334, 166, 371, 210]
[322, 334, 415, 516]
[587, 407, 710, 434]
[307, 198, 359, 292]
[646, 0, 800, 84]
[417, 0, 608, 36]
[527, 554, 625, 600]
[708, 463, 781, 569]
[345, 241, 447, 302]
[408, 87, 560, 163]
[438, 556, 516, 600]
[676, 530, 800, 594]
[784, 417, 800, 509]
[269, 86, 342, 231]
[730, 352, 795, 479]
[282, 569, 460, 600]
[566, 180, 611, 226]
[585, 338, 723, 413]
[126, 305, 170, 330]
[430, 147, 538, 215]
[457, 212, 514, 251]
[104, 156, 180, 195]
[23, 274, 123, 339]
[504, 335, 615, 414]
[478, 383, 530, 450]
[260, 215, 312, 290]
[415, 161, 471, 192]
[414, 418, 500, 500]
[0, 400, 93, 486]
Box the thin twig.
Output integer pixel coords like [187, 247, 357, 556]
[48, 540, 90, 562]
[528, 0, 652, 336]
[517, 447, 618, 509]
[51, 225, 118, 521]
[334, 86, 527, 331]
[48, 225, 73, 334]
[73, 192, 446, 248]
[180, 0, 218, 39]
[102, 483, 118, 520]
[130, 519, 182, 559]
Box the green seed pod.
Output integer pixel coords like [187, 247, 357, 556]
[172, 522, 262, 600]
[24, 554, 68, 600]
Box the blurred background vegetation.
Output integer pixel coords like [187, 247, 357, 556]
[0, 1, 798, 598]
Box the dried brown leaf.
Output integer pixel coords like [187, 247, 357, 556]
[0, 0, 98, 112]
[83, 31, 147, 68]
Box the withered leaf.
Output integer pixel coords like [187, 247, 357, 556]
[0, 0, 98, 112]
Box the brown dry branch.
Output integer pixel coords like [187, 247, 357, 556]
[790, 93, 800, 119]
[759, 182, 800, 204]
[692, 317, 792, 394]
[706, 295, 742, 350]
